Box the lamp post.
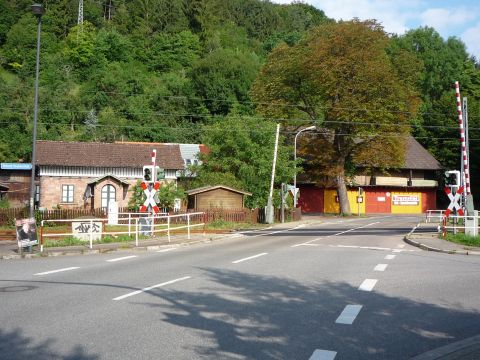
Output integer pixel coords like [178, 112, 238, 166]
[29, 3, 45, 218]
[293, 126, 315, 208]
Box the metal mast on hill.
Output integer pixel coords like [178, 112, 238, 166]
[78, 0, 84, 25]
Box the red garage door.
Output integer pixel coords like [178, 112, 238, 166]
[298, 185, 324, 213]
[366, 190, 391, 213]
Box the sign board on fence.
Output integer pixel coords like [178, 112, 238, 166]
[138, 217, 152, 236]
[72, 221, 103, 241]
[392, 194, 419, 206]
[108, 201, 118, 225]
[16, 218, 38, 248]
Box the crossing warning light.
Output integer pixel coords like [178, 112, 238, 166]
[143, 166, 165, 183]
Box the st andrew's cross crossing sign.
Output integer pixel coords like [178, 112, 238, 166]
[139, 181, 161, 214]
[444, 186, 464, 218]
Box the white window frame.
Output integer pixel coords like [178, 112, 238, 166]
[62, 185, 74, 203]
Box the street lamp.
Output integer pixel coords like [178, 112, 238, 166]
[29, 3, 45, 218]
[293, 125, 315, 208]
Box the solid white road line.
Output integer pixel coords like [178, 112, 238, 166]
[156, 248, 177, 253]
[328, 221, 380, 237]
[335, 305, 363, 324]
[113, 276, 191, 301]
[34, 267, 80, 276]
[374, 264, 388, 272]
[107, 255, 137, 262]
[309, 349, 337, 360]
[392, 249, 404, 253]
[358, 279, 377, 292]
[232, 253, 268, 264]
[291, 237, 323, 247]
[385, 254, 396, 260]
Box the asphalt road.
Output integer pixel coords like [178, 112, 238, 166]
[1, 215, 479, 360]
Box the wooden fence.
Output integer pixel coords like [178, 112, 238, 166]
[0, 207, 300, 226]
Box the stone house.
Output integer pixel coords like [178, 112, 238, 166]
[35, 141, 185, 211]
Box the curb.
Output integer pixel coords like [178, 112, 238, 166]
[410, 334, 480, 359]
[404, 223, 480, 256]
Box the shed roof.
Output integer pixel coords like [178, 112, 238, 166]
[36, 141, 184, 170]
[186, 185, 252, 196]
[403, 136, 441, 170]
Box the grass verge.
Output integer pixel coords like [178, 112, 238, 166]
[444, 233, 480, 247]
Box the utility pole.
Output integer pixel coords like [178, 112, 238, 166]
[266, 124, 280, 224]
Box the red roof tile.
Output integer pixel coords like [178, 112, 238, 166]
[35, 141, 184, 169]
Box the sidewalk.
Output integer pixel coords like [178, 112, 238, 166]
[404, 222, 480, 255]
[0, 231, 244, 260]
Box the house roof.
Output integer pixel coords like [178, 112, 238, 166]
[35, 141, 185, 170]
[403, 136, 441, 170]
[87, 174, 130, 186]
[186, 185, 252, 196]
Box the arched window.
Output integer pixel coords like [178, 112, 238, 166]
[101, 184, 116, 210]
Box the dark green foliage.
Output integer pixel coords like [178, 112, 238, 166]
[1, 0, 479, 205]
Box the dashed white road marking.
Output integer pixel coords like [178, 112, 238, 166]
[392, 249, 404, 253]
[113, 276, 191, 301]
[107, 255, 137, 262]
[156, 248, 177, 253]
[397, 244, 406, 248]
[309, 349, 337, 360]
[34, 267, 80, 276]
[385, 254, 396, 260]
[335, 304, 363, 324]
[374, 264, 388, 272]
[358, 279, 377, 292]
[232, 253, 268, 264]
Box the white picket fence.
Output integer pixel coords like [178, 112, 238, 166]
[40, 212, 205, 251]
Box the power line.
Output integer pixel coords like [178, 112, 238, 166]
[1, 85, 479, 120]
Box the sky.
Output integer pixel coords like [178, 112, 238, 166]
[272, 0, 480, 60]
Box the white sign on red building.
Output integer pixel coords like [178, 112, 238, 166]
[392, 194, 419, 206]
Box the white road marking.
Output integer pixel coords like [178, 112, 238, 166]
[385, 254, 396, 260]
[397, 244, 406, 248]
[328, 221, 380, 237]
[359, 279, 377, 291]
[291, 243, 319, 247]
[34, 267, 80, 276]
[392, 249, 404, 253]
[156, 248, 177, 253]
[336, 245, 358, 248]
[374, 264, 388, 272]
[359, 246, 391, 251]
[291, 237, 323, 247]
[113, 276, 191, 301]
[232, 253, 268, 264]
[107, 255, 137, 262]
[335, 305, 363, 324]
[309, 349, 337, 360]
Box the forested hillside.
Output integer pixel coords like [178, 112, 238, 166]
[1, 0, 479, 203]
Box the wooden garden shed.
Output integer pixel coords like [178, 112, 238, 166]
[186, 185, 252, 210]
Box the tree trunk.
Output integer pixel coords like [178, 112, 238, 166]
[335, 172, 351, 215]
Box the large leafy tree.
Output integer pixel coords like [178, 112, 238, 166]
[193, 115, 296, 208]
[251, 20, 420, 214]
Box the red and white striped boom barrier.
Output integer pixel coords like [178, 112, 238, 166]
[455, 81, 471, 195]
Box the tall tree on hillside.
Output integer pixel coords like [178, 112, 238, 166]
[251, 20, 420, 214]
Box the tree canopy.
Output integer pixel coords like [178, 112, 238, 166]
[0, 1, 480, 207]
[252, 20, 420, 214]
